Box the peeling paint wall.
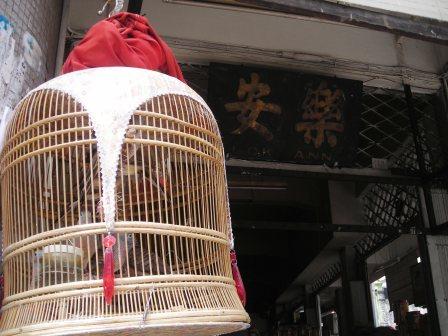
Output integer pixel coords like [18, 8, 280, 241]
[0, 1, 62, 123]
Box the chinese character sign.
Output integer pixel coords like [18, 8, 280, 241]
[208, 63, 295, 161]
[208, 63, 362, 166]
[296, 81, 344, 148]
[288, 78, 362, 166]
[225, 73, 282, 141]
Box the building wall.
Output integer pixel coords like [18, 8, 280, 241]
[427, 236, 448, 335]
[327, 0, 448, 22]
[148, 1, 447, 92]
[0, 0, 62, 121]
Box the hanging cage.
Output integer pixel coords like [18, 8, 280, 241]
[0, 67, 250, 335]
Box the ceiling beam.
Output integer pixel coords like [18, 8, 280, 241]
[65, 32, 441, 92]
[233, 220, 416, 235]
[166, 37, 441, 93]
[200, 0, 448, 44]
[226, 158, 422, 185]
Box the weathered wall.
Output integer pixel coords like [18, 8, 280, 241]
[427, 235, 448, 335]
[0, 0, 62, 121]
[66, 1, 448, 93]
[328, 0, 448, 22]
[149, 1, 447, 92]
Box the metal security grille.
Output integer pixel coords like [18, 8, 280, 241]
[355, 143, 422, 257]
[356, 87, 442, 172]
[363, 183, 419, 229]
[355, 183, 420, 257]
[311, 262, 341, 294]
[354, 89, 444, 256]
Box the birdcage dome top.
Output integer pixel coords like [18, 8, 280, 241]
[0, 67, 210, 152]
[3, 67, 215, 234]
[28, 66, 208, 112]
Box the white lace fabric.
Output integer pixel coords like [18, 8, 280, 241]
[5, 67, 234, 246]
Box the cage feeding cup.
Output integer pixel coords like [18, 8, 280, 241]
[0, 67, 250, 335]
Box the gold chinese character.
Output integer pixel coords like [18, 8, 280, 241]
[295, 81, 345, 148]
[225, 73, 281, 141]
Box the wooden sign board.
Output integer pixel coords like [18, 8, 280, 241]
[208, 63, 363, 166]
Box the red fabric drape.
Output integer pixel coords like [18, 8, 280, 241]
[230, 250, 247, 306]
[62, 12, 185, 82]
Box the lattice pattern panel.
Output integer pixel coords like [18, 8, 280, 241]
[355, 232, 398, 258]
[355, 182, 420, 256]
[311, 262, 341, 294]
[357, 88, 442, 172]
[354, 90, 446, 256]
[363, 183, 419, 228]
[356, 140, 422, 257]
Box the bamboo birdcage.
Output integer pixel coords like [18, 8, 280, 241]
[0, 67, 250, 336]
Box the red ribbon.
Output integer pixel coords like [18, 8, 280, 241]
[103, 235, 116, 305]
[230, 250, 246, 306]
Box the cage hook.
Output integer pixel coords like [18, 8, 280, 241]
[97, 0, 110, 15]
[98, 0, 124, 17]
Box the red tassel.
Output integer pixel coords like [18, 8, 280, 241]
[103, 235, 116, 305]
[230, 250, 246, 306]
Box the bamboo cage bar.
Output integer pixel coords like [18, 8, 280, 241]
[0, 68, 249, 336]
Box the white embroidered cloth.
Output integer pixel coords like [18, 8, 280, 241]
[4, 67, 234, 247]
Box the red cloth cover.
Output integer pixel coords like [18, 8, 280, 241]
[62, 12, 185, 82]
